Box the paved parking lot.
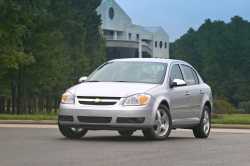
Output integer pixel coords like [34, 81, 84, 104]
[0, 125, 250, 166]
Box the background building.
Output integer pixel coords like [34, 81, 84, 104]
[97, 0, 170, 60]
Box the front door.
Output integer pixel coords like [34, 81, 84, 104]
[168, 64, 191, 122]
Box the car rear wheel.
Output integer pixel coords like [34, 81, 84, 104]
[143, 105, 172, 140]
[193, 106, 211, 138]
[58, 124, 88, 139]
[118, 130, 134, 137]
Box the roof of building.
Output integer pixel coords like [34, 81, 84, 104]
[99, 0, 168, 37]
[144, 27, 162, 33]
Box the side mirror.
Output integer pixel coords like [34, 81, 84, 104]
[78, 76, 88, 83]
[170, 79, 187, 88]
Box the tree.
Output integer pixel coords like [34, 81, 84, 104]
[171, 16, 250, 106]
[0, 0, 105, 114]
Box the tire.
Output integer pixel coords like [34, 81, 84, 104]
[193, 106, 211, 139]
[143, 104, 172, 140]
[118, 130, 134, 137]
[58, 123, 88, 139]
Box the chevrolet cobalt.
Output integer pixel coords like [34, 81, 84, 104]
[58, 58, 212, 140]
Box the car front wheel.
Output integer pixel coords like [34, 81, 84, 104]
[193, 106, 211, 138]
[143, 105, 172, 140]
[58, 124, 88, 139]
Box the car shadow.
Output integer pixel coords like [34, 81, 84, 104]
[56, 135, 195, 143]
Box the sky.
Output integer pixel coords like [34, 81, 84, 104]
[116, 0, 250, 42]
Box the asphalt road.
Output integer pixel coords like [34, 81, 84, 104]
[0, 126, 250, 166]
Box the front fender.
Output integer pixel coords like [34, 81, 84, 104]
[152, 96, 172, 119]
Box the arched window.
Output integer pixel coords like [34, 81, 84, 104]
[165, 42, 168, 48]
[136, 34, 140, 41]
[159, 41, 163, 48]
[155, 41, 158, 48]
[128, 33, 132, 40]
[109, 7, 114, 20]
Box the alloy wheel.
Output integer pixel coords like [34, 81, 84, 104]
[153, 108, 170, 137]
[203, 110, 210, 135]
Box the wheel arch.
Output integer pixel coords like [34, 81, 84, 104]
[200, 100, 212, 120]
[201, 92, 213, 114]
[158, 99, 172, 120]
[154, 97, 171, 112]
[204, 101, 212, 113]
[152, 96, 172, 123]
[159, 100, 170, 110]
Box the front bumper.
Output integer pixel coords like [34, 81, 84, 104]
[59, 102, 155, 130]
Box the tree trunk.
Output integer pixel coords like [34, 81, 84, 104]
[7, 98, 11, 113]
[38, 97, 43, 113]
[28, 97, 32, 114]
[54, 97, 58, 113]
[46, 96, 52, 113]
[34, 97, 38, 113]
[0, 96, 4, 113]
[16, 68, 22, 115]
[11, 81, 17, 114]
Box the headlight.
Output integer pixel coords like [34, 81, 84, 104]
[61, 92, 75, 104]
[123, 94, 151, 106]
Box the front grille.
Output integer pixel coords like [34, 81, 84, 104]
[78, 116, 112, 123]
[117, 117, 145, 124]
[78, 101, 117, 105]
[77, 96, 121, 106]
[58, 115, 74, 122]
[78, 96, 121, 100]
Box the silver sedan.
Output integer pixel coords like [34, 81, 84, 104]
[58, 58, 213, 140]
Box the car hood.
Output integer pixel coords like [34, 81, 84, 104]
[68, 82, 159, 97]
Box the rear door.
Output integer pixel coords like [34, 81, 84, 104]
[180, 64, 202, 119]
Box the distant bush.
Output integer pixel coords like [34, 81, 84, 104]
[214, 99, 237, 114]
[239, 101, 250, 114]
[212, 114, 222, 119]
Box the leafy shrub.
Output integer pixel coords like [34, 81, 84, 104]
[239, 101, 250, 114]
[214, 99, 237, 114]
[212, 114, 222, 119]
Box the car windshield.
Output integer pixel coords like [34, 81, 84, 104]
[87, 61, 167, 84]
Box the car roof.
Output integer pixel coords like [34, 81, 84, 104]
[110, 58, 187, 64]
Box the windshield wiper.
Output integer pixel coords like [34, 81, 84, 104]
[113, 81, 131, 83]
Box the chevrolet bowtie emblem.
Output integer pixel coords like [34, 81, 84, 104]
[94, 98, 101, 103]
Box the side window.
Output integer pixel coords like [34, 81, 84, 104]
[170, 64, 184, 81]
[192, 69, 199, 84]
[181, 65, 199, 85]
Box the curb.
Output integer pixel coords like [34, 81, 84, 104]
[0, 120, 56, 125]
[0, 120, 250, 129]
[212, 124, 250, 129]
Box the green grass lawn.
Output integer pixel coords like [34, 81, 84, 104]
[0, 114, 57, 121]
[0, 113, 250, 125]
[212, 114, 250, 125]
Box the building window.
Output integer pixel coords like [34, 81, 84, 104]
[103, 30, 114, 40]
[155, 41, 157, 48]
[136, 34, 140, 40]
[165, 42, 168, 48]
[128, 33, 132, 40]
[109, 7, 114, 20]
[160, 41, 163, 48]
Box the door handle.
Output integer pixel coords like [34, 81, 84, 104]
[200, 90, 205, 95]
[185, 91, 191, 96]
